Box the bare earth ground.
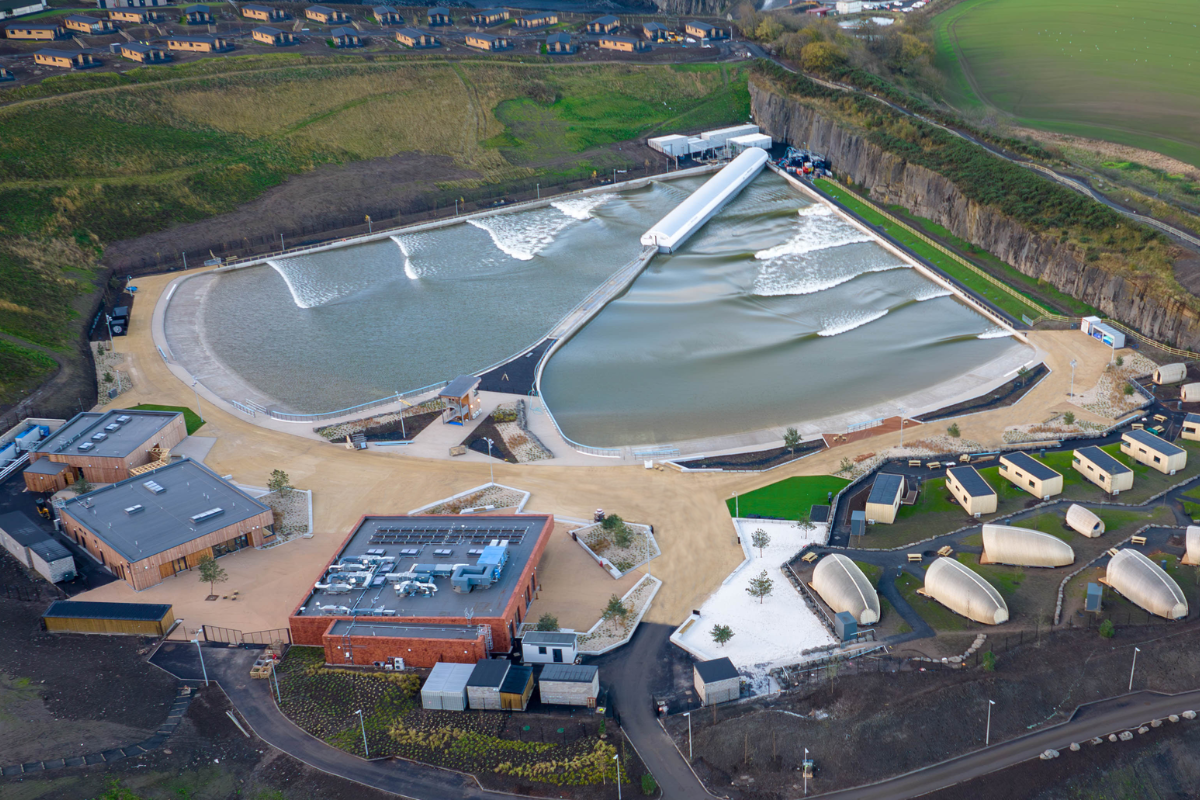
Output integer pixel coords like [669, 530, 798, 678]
[1013, 126, 1200, 180]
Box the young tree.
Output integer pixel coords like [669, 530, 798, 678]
[73, 477, 94, 495]
[197, 554, 228, 597]
[746, 570, 774, 604]
[603, 594, 629, 621]
[603, 513, 633, 548]
[751, 528, 771, 557]
[783, 427, 801, 456]
[1115, 355, 1124, 367]
[838, 457, 854, 475]
[1099, 618, 1116, 639]
[268, 469, 292, 496]
[947, 422, 961, 438]
[711, 624, 734, 647]
[535, 613, 559, 632]
[1063, 411, 1076, 425]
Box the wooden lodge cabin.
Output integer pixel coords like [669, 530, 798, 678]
[1072, 445, 1134, 495]
[242, 3, 288, 22]
[427, 6, 450, 25]
[468, 8, 507, 26]
[438, 375, 481, 424]
[6, 22, 64, 39]
[305, 4, 348, 24]
[395, 27, 437, 47]
[109, 8, 163, 23]
[25, 409, 187, 489]
[998, 451, 1063, 500]
[43, 600, 175, 636]
[372, 5, 402, 24]
[167, 32, 231, 51]
[685, 20, 729, 39]
[119, 41, 168, 61]
[514, 11, 555, 28]
[33, 48, 100, 68]
[252, 25, 293, 45]
[58, 459, 275, 591]
[1121, 429, 1187, 475]
[586, 14, 618, 34]
[945, 465, 997, 517]
[598, 34, 647, 52]
[96, 0, 170, 8]
[0, 0, 45, 19]
[641, 22, 667, 41]
[545, 31, 573, 53]
[329, 26, 360, 46]
[465, 31, 508, 50]
[64, 14, 116, 34]
[182, 4, 211, 23]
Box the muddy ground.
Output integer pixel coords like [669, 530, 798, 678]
[664, 623, 1200, 798]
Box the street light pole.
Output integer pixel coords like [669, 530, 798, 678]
[683, 711, 692, 760]
[803, 747, 809, 796]
[1129, 647, 1141, 691]
[985, 699, 995, 745]
[536, 183, 540, 200]
[190, 377, 205, 424]
[486, 438, 495, 485]
[613, 753, 621, 800]
[898, 405, 905, 447]
[356, 709, 369, 758]
[270, 660, 281, 704]
[365, 214, 372, 234]
[1069, 359, 1077, 398]
[191, 639, 209, 686]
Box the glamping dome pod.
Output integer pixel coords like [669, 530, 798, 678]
[981, 524, 1075, 567]
[923, 558, 1009, 625]
[1105, 549, 1188, 620]
[1182, 383, 1200, 403]
[1153, 363, 1187, 385]
[1183, 526, 1200, 566]
[811, 554, 880, 625]
[1066, 504, 1104, 538]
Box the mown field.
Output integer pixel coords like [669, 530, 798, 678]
[0, 57, 749, 410]
[933, 0, 1200, 168]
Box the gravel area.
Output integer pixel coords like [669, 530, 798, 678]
[420, 484, 527, 515]
[315, 399, 445, 441]
[576, 521, 659, 576]
[576, 574, 658, 654]
[93, 341, 132, 399]
[1072, 353, 1157, 418]
[1003, 412, 1106, 444]
[495, 420, 552, 462]
[259, 488, 312, 547]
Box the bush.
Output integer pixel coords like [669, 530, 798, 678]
[641, 773, 658, 795]
[981, 651, 996, 672]
[1116, 355, 1124, 367]
[536, 613, 559, 631]
[1099, 619, 1116, 639]
[947, 422, 961, 438]
[1123, 384, 1136, 396]
[1063, 411, 1075, 425]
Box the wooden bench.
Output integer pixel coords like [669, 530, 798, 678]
[1130, 536, 1147, 545]
[801, 551, 818, 563]
[907, 553, 922, 563]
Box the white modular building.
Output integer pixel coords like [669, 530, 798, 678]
[1080, 316, 1126, 349]
[1104, 549, 1187, 620]
[699, 124, 759, 149]
[646, 134, 691, 158]
[981, 524, 1075, 568]
[728, 133, 772, 154]
[811, 553, 880, 625]
[922, 557, 1009, 625]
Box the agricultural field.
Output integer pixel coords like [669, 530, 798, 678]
[933, 0, 1200, 168]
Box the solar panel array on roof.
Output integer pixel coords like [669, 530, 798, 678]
[948, 466, 995, 498]
[369, 523, 528, 546]
[1125, 428, 1185, 456]
[1075, 445, 1131, 475]
[1002, 452, 1060, 482]
[867, 474, 905, 505]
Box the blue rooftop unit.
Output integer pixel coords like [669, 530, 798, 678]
[452, 543, 508, 594]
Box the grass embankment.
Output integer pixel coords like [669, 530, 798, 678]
[130, 404, 205, 434]
[933, 0, 1200, 168]
[0, 340, 57, 404]
[727, 475, 850, 521]
[0, 59, 749, 409]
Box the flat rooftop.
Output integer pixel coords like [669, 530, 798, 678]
[297, 515, 551, 621]
[1002, 451, 1060, 482]
[1123, 428, 1185, 457]
[0, 511, 48, 547]
[948, 466, 995, 499]
[60, 458, 271, 563]
[867, 473, 904, 505]
[43, 600, 172, 621]
[327, 620, 483, 640]
[1076, 445, 1132, 475]
[35, 409, 180, 460]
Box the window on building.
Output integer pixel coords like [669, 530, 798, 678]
[1154, 455, 1161, 463]
[538, 646, 547, 655]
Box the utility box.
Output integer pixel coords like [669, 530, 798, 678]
[694, 657, 739, 706]
[850, 510, 866, 538]
[833, 611, 857, 642]
[1085, 583, 1103, 613]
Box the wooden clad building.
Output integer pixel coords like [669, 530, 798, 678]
[183, 4, 211, 23]
[58, 458, 275, 591]
[685, 20, 728, 39]
[109, 8, 163, 23]
[252, 25, 292, 45]
[23, 458, 76, 492]
[545, 31, 573, 53]
[641, 21, 667, 41]
[1072, 445, 1134, 495]
[305, 4, 347, 23]
[395, 26, 437, 46]
[1121, 429, 1187, 475]
[26, 409, 187, 487]
[469, 8, 507, 25]
[465, 31, 508, 50]
[864, 473, 905, 525]
[43, 600, 174, 636]
[329, 25, 360, 45]
[120, 42, 169, 61]
[599, 34, 647, 51]
[515, 11, 555, 28]
[1183, 413, 1200, 443]
[6, 22, 63, 39]
[945, 465, 997, 517]
[427, 6, 450, 25]
[34, 49, 100, 68]
[586, 14, 618, 33]
[372, 5, 401, 24]
[168, 33, 231, 51]
[998, 451, 1063, 499]
[242, 3, 287, 21]
[64, 14, 116, 33]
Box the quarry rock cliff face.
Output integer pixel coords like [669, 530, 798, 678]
[651, 0, 728, 16]
[749, 79, 1200, 351]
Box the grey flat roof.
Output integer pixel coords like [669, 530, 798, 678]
[328, 620, 482, 639]
[947, 466, 995, 498]
[522, 631, 576, 646]
[36, 409, 180, 460]
[695, 657, 738, 683]
[44, 600, 171, 621]
[688, 19, 714, 28]
[1124, 428, 1185, 457]
[253, 26, 283, 34]
[1187, 413, 1200, 424]
[468, 659, 509, 688]
[591, 15, 618, 23]
[0, 511, 48, 547]
[540, 664, 597, 683]
[1075, 445, 1132, 475]
[25, 458, 70, 475]
[30, 538, 71, 562]
[501, 664, 532, 694]
[36, 49, 81, 58]
[440, 374, 480, 398]
[60, 458, 271, 563]
[866, 473, 904, 505]
[298, 515, 551, 620]
[1001, 451, 1060, 482]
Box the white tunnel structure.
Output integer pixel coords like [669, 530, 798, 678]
[1105, 549, 1187, 620]
[811, 554, 880, 625]
[1066, 504, 1104, 538]
[923, 557, 1009, 625]
[640, 147, 769, 253]
[981, 524, 1075, 568]
[1184, 526, 1200, 566]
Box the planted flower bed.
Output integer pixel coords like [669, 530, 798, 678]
[576, 518, 659, 576]
[315, 399, 446, 441]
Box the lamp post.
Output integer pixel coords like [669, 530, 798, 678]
[613, 753, 621, 800]
[803, 747, 809, 796]
[356, 709, 369, 758]
[898, 405, 905, 447]
[1129, 647, 1141, 691]
[985, 699, 995, 745]
[485, 438, 495, 486]
[536, 183, 540, 200]
[365, 214, 372, 234]
[190, 377, 205, 424]
[683, 711, 692, 760]
[1069, 359, 1077, 398]
[191, 639, 209, 686]
[270, 659, 281, 704]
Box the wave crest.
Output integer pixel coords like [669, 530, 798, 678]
[817, 309, 889, 337]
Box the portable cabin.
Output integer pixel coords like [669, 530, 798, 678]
[1065, 504, 1104, 538]
[427, 6, 450, 25]
[945, 466, 997, 517]
[329, 26, 360, 46]
[1120, 429, 1186, 475]
[598, 34, 647, 52]
[469, 8, 508, 25]
[43, 600, 175, 635]
[500, 664, 533, 710]
[0, 511, 46, 569]
[421, 662, 474, 710]
[252, 25, 293, 45]
[30, 539, 75, 583]
[1153, 363, 1187, 385]
[34, 49, 100, 68]
[465, 31, 508, 50]
[998, 451, 1062, 499]
[641, 21, 667, 41]
[515, 11, 555, 28]
[183, 4, 211, 23]
[864, 473, 905, 524]
[729, 133, 773, 153]
[5, 22, 64, 39]
[305, 4, 348, 24]
[1183, 413, 1200, 443]
[466, 659, 509, 710]
[109, 9, 161, 23]
[395, 27, 437, 47]
[685, 20, 728, 39]
[167, 33, 231, 52]
[120, 42, 169, 61]
[521, 630, 577, 664]
[694, 657, 739, 706]
[587, 14, 618, 33]
[438, 375, 481, 424]
[64, 14, 116, 34]
[23, 457, 76, 493]
[545, 31, 573, 53]
[1080, 316, 1125, 349]
[1182, 384, 1200, 403]
[242, 4, 288, 21]
[538, 664, 598, 707]
[1072, 445, 1133, 495]
[372, 5, 401, 24]
[0, 66, 13, 81]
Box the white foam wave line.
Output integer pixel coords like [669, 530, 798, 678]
[551, 193, 615, 221]
[977, 327, 1014, 339]
[266, 258, 319, 309]
[391, 235, 419, 280]
[914, 288, 954, 302]
[754, 230, 875, 260]
[797, 204, 833, 217]
[817, 309, 889, 337]
[754, 263, 908, 298]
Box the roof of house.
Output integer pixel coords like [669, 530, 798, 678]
[522, 11, 554, 19]
[35, 48, 80, 58]
[947, 466, 995, 498]
[1187, 413, 1200, 424]
[243, 3, 272, 10]
[1001, 451, 1060, 482]
[60, 458, 271, 563]
[43, 600, 172, 621]
[473, 7, 505, 15]
[330, 26, 357, 36]
[253, 25, 283, 34]
[0, 511, 49, 547]
[695, 657, 738, 683]
[0, 0, 48, 12]
[546, 32, 570, 43]
[30, 538, 72, 563]
[440, 374, 481, 398]
[35, 409, 181, 460]
[522, 630, 576, 646]
[184, 4, 209, 12]
[396, 27, 427, 37]
[169, 34, 218, 42]
[540, 663, 597, 683]
[600, 34, 638, 43]
[121, 42, 156, 52]
[469, 31, 498, 41]
[1075, 445, 1132, 475]
[64, 14, 101, 23]
[500, 664, 533, 694]
[429, 6, 449, 14]
[15, 23, 64, 30]
[24, 458, 71, 475]
[307, 4, 333, 12]
[1123, 428, 1185, 457]
[866, 473, 904, 505]
[467, 659, 510, 688]
[591, 14, 618, 23]
[373, 5, 393, 12]
[687, 19, 714, 28]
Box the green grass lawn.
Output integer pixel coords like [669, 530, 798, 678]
[0, 340, 57, 407]
[933, 0, 1200, 168]
[130, 404, 205, 435]
[853, 560, 883, 585]
[728, 475, 850, 521]
[955, 552, 1024, 597]
[814, 179, 1050, 320]
[896, 572, 969, 632]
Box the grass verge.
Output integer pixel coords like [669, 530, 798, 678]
[728, 475, 851, 521]
[130, 403, 205, 434]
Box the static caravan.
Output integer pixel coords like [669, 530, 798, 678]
[521, 630, 577, 664]
[1120, 429, 1186, 475]
[1072, 445, 1133, 495]
[945, 466, 997, 517]
[864, 473, 905, 525]
[998, 451, 1063, 499]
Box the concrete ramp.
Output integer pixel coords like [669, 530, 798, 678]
[640, 148, 768, 253]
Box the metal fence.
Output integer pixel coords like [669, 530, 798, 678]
[201, 625, 292, 645]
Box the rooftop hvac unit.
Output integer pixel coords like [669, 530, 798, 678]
[116, 415, 131, 423]
[124, 504, 145, 515]
[91, 432, 108, 442]
[78, 442, 95, 452]
[191, 507, 225, 524]
[142, 480, 165, 494]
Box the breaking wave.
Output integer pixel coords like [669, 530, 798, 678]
[468, 196, 610, 260]
[551, 193, 615, 221]
[817, 309, 889, 337]
[754, 263, 907, 297]
[267, 257, 383, 310]
[391, 234, 423, 280]
[977, 327, 1014, 339]
[913, 287, 954, 302]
